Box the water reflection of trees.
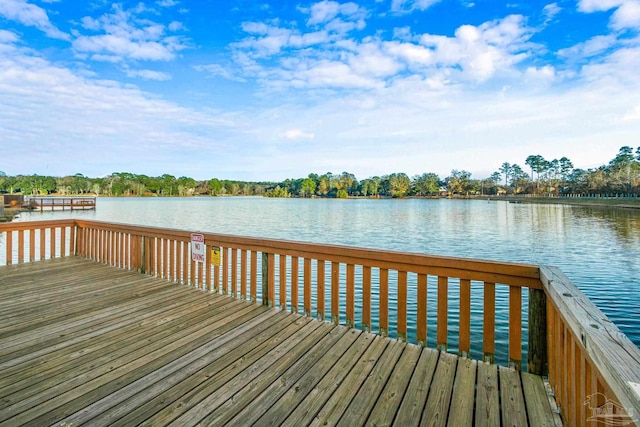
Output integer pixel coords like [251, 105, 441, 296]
[571, 207, 640, 246]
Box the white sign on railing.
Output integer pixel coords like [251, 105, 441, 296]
[191, 233, 206, 263]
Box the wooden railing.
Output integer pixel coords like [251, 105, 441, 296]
[71, 220, 543, 370]
[1, 219, 639, 426]
[541, 267, 640, 426]
[0, 219, 76, 263]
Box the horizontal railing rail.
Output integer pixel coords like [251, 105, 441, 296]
[1, 219, 639, 426]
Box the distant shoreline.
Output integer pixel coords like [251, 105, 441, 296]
[484, 195, 640, 210]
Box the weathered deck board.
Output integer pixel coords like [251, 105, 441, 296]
[0, 257, 556, 427]
[499, 365, 528, 426]
[476, 361, 500, 427]
[447, 357, 477, 427]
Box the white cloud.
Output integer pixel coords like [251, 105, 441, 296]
[385, 41, 433, 65]
[72, 4, 188, 62]
[0, 38, 238, 178]
[557, 35, 617, 61]
[231, 10, 538, 93]
[80, 16, 101, 31]
[392, 26, 413, 40]
[348, 42, 402, 77]
[295, 60, 383, 89]
[623, 105, 640, 121]
[74, 35, 174, 61]
[282, 129, 315, 140]
[542, 3, 561, 24]
[578, 0, 640, 30]
[168, 21, 184, 32]
[307, 1, 367, 26]
[124, 68, 172, 81]
[417, 15, 536, 82]
[194, 63, 246, 82]
[0, 29, 19, 44]
[391, 0, 441, 14]
[326, 16, 366, 33]
[289, 30, 331, 47]
[236, 2, 366, 59]
[89, 53, 122, 63]
[579, 39, 640, 84]
[234, 2, 368, 64]
[226, 12, 539, 95]
[157, 0, 178, 7]
[610, 1, 640, 30]
[578, 0, 624, 13]
[525, 65, 555, 81]
[307, 1, 341, 25]
[0, 0, 69, 40]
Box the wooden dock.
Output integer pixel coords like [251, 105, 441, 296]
[25, 196, 96, 212]
[0, 258, 558, 427]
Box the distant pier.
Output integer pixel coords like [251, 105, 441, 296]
[25, 196, 96, 212]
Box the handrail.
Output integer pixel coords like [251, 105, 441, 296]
[0, 219, 76, 264]
[1, 219, 639, 426]
[72, 219, 540, 366]
[2, 219, 541, 368]
[542, 267, 640, 426]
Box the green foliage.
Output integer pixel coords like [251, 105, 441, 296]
[413, 173, 440, 196]
[360, 177, 380, 197]
[446, 170, 472, 195]
[509, 164, 529, 193]
[300, 178, 316, 197]
[1, 146, 638, 198]
[387, 173, 411, 197]
[208, 178, 223, 196]
[499, 162, 511, 187]
[264, 185, 290, 198]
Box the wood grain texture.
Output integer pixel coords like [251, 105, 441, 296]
[447, 357, 477, 427]
[0, 252, 556, 427]
[475, 362, 499, 427]
[421, 351, 458, 427]
[499, 366, 527, 427]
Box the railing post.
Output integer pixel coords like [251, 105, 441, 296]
[6, 230, 13, 265]
[483, 282, 496, 363]
[262, 252, 269, 306]
[331, 262, 339, 325]
[437, 276, 448, 351]
[528, 287, 548, 376]
[140, 236, 146, 274]
[70, 223, 76, 257]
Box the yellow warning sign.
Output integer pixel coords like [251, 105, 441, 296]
[210, 247, 221, 266]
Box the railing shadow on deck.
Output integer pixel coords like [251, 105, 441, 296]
[1, 219, 639, 427]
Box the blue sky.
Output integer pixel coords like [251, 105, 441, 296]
[1, 0, 639, 181]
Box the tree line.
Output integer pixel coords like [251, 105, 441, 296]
[1, 146, 639, 198]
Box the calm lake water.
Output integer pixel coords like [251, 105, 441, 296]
[9, 197, 640, 360]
